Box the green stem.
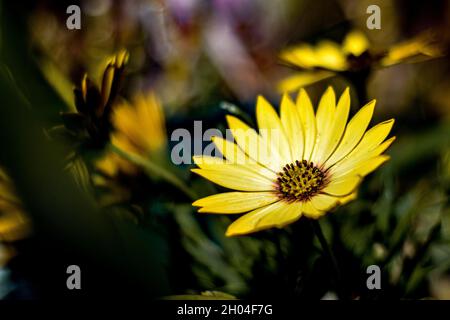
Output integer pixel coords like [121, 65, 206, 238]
[310, 219, 345, 299]
[110, 144, 197, 201]
[343, 69, 370, 106]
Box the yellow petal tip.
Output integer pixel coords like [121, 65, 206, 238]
[192, 155, 203, 164]
[225, 229, 237, 237]
[225, 114, 239, 125]
[343, 87, 350, 95]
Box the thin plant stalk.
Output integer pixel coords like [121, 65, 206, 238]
[310, 219, 346, 299]
[110, 144, 197, 201]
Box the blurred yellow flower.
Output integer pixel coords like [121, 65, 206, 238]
[192, 87, 395, 236]
[0, 168, 30, 266]
[279, 30, 443, 92]
[96, 92, 167, 177]
[0, 169, 30, 242]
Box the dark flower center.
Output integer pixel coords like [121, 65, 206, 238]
[346, 50, 373, 72]
[276, 160, 326, 202]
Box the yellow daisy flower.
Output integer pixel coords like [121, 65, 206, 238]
[279, 30, 443, 92]
[192, 87, 395, 236]
[96, 92, 167, 177]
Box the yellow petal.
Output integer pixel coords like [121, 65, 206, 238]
[323, 175, 361, 196]
[321, 87, 351, 164]
[0, 210, 30, 242]
[310, 194, 339, 211]
[81, 74, 88, 101]
[338, 119, 394, 164]
[301, 201, 323, 219]
[331, 155, 390, 180]
[315, 40, 348, 71]
[226, 115, 283, 172]
[280, 44, 318, 69]
[256, 96, 292, 164]
[211, 136, 276, 181]
[381, 33, 443, 67]
[135, 93, 167, 151]
[96, 151, 137, 177]
[338, 192, 357, 205]
[280, 93, 304, 161]
[342, 30, 369, 57]
[324, 100, 376, 168]
[100, 64, 115, 113]
[192, 155, 227, 166]
[193, 192, 279, 214]
[258, 202, 303, 229]
[330, 136, 395, 179]
[346, 119, 394, 158]
[116, 49, 130, 68]
[225, 201, 302, 236]
[112, 92, 167, 155]
[355, 155, 390, 177]
[112, 132, 139, 155]
[193, 155, 276, 181]
[277, 71, 335, 93]
[191, 168, 274, 192]
[212, 136, 248, 164]
[310, 87, 336, 164]
[373, 136, 396, 155]
[296, 88, 317, 161]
